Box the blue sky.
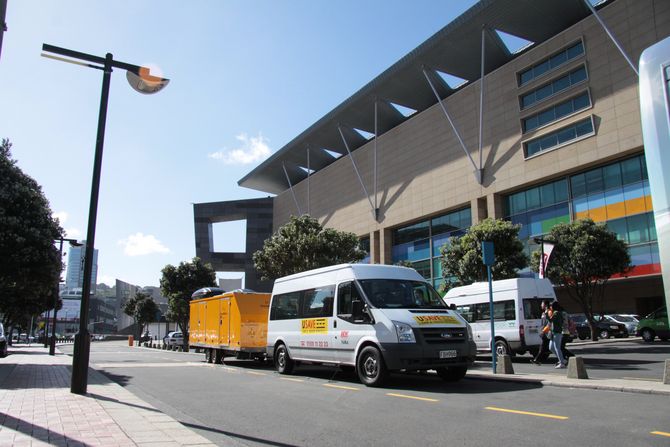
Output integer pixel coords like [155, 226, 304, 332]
[0, 0, 483, 287]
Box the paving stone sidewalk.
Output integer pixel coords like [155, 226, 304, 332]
[0, 345, 218, 447]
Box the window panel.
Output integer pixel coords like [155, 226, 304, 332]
[412, 259, 431, 279]
[570, 66, 587, 83]
[557, 126, 577, 144]
[526, 187, 541, 210]
[524, 118, 594, 158]
[573, 93, 590, 110]
[302, 286, 335, 318]
[550, 51, 568, 69]
[567, 41, 584, 59]
[535, 84, 553, 101]
[270, 292, 301, 321]
[527, 140, 542, 157]
[518, 41, 584, 86]
[606, 218, 628, 243]
[554, 179, 569, 202]
[534, 59, 551, 78]
[540, 183, 555, 205]
[621, 157, 642, 185]
[554, 101, 572, 119]
[629, 244, 652, 266]
[575, 119, 594, 136]
[648, 212, 657, 241]
[603, 164, 622, 190]
[627, 213, 650, 244]
[585, 168, 604, 194]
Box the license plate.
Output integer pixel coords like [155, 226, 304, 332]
[439, 350, 457, 359]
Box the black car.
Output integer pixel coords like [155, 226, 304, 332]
[570, 314, 627, 340]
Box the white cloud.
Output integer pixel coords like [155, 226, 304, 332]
[53, 211, 68, 224]
[118, 233, 170, 256]
[208, 133, 272, 165]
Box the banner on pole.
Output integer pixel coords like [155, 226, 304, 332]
[539, 243, 555, 279]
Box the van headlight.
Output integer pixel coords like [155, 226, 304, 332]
[466, 323, 474, 341]
[393, 321, 416, 343]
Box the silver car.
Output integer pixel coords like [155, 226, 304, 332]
[163, 331, 183, 347]
[607, 314, 638, 336]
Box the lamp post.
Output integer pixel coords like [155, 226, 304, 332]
[50, 237, 81, 356]
[42, 44, 169, 395]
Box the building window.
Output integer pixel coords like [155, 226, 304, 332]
[518, 40, 584, 87]
[522, 91, 591, 133]
[359, 237, 370, 264]
[524, 116, 594, 158]
[391, 208, 471, 288]
[520, 65, 587, 110]
[503, 155, 658, 278]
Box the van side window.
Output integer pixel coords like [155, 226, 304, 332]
[302, 285, 335, 318]
[270, 292, 301, 320]
[474, 300, 515, 321]
[456, 305, 474, 323]
[337, 281, 363, 316]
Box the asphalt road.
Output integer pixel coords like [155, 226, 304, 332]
[60, 341, 670, 447]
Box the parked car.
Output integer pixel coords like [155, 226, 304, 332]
[636, 306, 669, 342]
[139, 331, 152, 342]
[163, 331, 183, 347]
[607, 314, 638, 336]
[0, 323, 7, 358]
[570, 314, 627, 339]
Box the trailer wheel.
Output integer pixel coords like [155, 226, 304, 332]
[215, 349, 224, 364]
[275, 344, 294, 374]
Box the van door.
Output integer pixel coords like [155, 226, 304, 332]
[297, 285, 336, 362]
[331, 281, 372, 365]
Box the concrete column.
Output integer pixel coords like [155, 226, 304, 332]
[471, 197, 488, 224]
[370, 230, 381, 264]
[486, 193, 504, 220]
[380, 228, 393, 265]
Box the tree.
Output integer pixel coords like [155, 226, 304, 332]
[0, 139, 63, 330]
[440, 218, 528, 289]
[253, 215, 366, 281]
[531, 219, 631, 341]
[160, 257, 216, 349]
[122, 292, 159, 346]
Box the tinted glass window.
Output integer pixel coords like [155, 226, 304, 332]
[302, 286, 335, 318]
[359, 279, 446, 309]
[523, 299, 547, 320]
[270, 292, 301, 320]
[337, 281, 364, 316]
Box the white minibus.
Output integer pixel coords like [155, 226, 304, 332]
[267, 264, 476, 387]
[443, 278, 556, 357]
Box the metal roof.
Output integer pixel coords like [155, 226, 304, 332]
[238, 0, 604, 195]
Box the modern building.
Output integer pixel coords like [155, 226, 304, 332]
[196, 0, 668, 315]
[65, 241, 98, 291]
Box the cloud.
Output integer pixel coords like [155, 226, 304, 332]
[53, 211, 68, 224]
[208, 133, 272, 165]
[118, 233, 170, 256]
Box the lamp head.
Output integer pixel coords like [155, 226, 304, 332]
[126, 66, 169, 94]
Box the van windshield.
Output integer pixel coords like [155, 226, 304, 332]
[358, 279, 447, 309]
[522, 298, 548, 319]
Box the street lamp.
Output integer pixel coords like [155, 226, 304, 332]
[42, 44, 169, 395]
[50, 237, 81, 356]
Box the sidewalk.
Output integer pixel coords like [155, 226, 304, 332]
[0, 345, 220, 447]
[467, 364, 670, 396]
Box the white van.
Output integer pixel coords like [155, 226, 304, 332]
[443, 278, 556, 357]
[267, 264, 477, 387]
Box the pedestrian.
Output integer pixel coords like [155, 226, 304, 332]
[561, 309, 575, 359]
[548, 301, 567, 368]
[531, 300, 551, 365]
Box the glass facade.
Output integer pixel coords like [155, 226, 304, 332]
[522, 91, 591, 133]
[392, 207, 471, 288]
[504, 155, 660, 277]
[520, 65, 587, 110]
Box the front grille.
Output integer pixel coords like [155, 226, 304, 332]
[419, 327, 466, 344]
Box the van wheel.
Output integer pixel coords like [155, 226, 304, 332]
[357, 346, 387, 387]
[436, 366, 467, 382]
[641, 328, 655, 343]
[275, 344, 294, 374]
[494, 340, 511, 357]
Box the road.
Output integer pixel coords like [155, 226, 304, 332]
[60, 341, 669, 447]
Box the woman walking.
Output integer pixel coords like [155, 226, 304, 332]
[548, 301, 567, 368]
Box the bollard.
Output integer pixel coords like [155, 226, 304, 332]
[567, 356, 589, 379]
[663, 359, 670, 385]
[496, 354, 514, 374]
[128, 335, 134, 347]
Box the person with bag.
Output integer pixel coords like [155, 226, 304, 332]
[548, 301, 567, 368]
[561, 309, 575, 359]
[531, 300, 552, 365]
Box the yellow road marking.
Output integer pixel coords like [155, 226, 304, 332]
[651, 431, 670, 438]
[622, 376, 662, 382]
[323, 384, 360, 391]
[280, 377, 305, 383]
[485, 407, 568, 420]
[386, 393, 438, 402]
[247, 371, 267, 376]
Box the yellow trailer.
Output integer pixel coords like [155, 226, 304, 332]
[189, 290, 271, 364]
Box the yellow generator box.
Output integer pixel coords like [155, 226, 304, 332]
[189, 291, 270, 359]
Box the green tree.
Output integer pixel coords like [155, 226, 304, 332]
[531, 219, 631, 340]
[0, 139, 63, 330]
[160, 257, 216, 349]
[122, 292, 159, 346]
[253, 215, 366, 281]
[440, 218, 528, 289]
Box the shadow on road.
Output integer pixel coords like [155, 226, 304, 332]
[181, 420, 299, 447]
